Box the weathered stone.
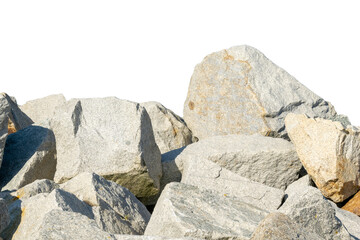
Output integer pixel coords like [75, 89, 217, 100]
[181, 157, 284, 211]
[115, 236, 198, 240]
[0, 93, 33, 168]
[342, 191, 360, 216]
[330, 201, 360, 240]
[144, 182, 269, 239]
[0, 125, 56, 191]
[20, 94, 66, 124]
[141, 101, 194, 153]
[15, 179, 59, 200]
[285, 113, 360, 202]
[172, 134, 302, 190]
[48, 97, 162, 198]
[250, 212, 315, 240]
[183, 45, 337, 140]
[0, 199, 10, 234]
[61, 172, 151, 235]
[12, 189, 94, 240]
[279, 183, 351, 240]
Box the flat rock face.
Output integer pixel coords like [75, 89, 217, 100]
[48, 97, 162, 198]
[285, 113, 360, 202]
[342, 191, 360, 216]
[181, 157, 284, 211]
[183, 45, 337, 140]
[20, 94, 66, 124]
[141, 102, 193, 154]
[61, 172, 151, 235]
[279, 184, 351, 240]
[144, 182, 269, 240]
[173, 134, 302, 190]
[0, 125, 57, 191]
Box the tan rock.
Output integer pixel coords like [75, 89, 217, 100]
[285, 113, 360, 202]
[342, 191, 360, 216]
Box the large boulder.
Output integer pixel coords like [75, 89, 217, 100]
[169, 134, 302, 190]
[141, 101, 194, 153]
[183, 45, 338, 140]
[285, 113, 360, 202]
[48, 97, 162, 199]
[144, 182, 269, 239]
[181, 157, 284, 211]
[342, 191, 360, 216]
[20, 94, 66, 124]
[61, 172, 151, 235]
[0, 93, 33, 168]
[0, 125, 56, 191]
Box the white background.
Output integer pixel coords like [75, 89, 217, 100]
[1, 1, 360, 124]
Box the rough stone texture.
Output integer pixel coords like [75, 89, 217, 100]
[279, 183, 351, 240]
[20, 94, 66, 124]
[172, 134, 302, 190]
[15, 179, 59, 200]
[330, 201, 360, 240]
[181, 157, 284, 211]
[342, 191, 360, 216]
[144, 182, 269, 239]
[115, 236, 198, 240]
[285, 113, 360, 202]
[0, 125, 57, 191]
[0, 192, 22, 240]
[183, 45, 337, 140]
[0, 93, 33, 168]
[61, 172, 151, 235]
[0, 199, 10, 234]
[12, 189, 94, 240]
[141, 101, 194, 153]
[48, 97, 162, 199]
[250, 212, 315, 240]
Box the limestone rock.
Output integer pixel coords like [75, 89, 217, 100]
[285, 113, 360, 202]
[279, 183, 351, 240]
[15, 179, 59, 200]
[0, 93, 33, 168]
[330, 201, 360, 240]
[183, 45, 337, 140]
[0, 199, 10, 234]
[0, 125, 56, 191]
[20, 94, 66, 124]
[12, 189, 94, 240]
[61, 172, 151, 235]
[144, 182, 269, 239]
[141, 101, 193, 153]
[181, 157, 284, 211]
[48, 97, 162, 199]
[342, 191, 360, 216]
[172, 134, 302, 190]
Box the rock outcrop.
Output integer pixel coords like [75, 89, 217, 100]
[183, 45, 337, 140]
[285, 113, 360, 202]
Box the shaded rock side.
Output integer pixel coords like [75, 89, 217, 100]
[144, 182, 269, 240]
[0, 125, 57, 191]
[0, 93, 33, 167]
[183, 45, 337, 140]
[15, 179, 59, 200]
[285, 113, 360, 202]
[61, 172, 151, 235]
[181, 157, 284, 211]
[20, 94, 66, 124]
[0, 199, 10, 234]
[48, 97, 162, 198]
[172, 134, 302, 190]
[342, 191, 360, 216]
[141, 101, 194, 154]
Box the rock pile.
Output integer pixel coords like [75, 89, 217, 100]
[1, 45, 359, 240]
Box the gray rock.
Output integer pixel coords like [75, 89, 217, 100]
[12, 189, 94, 240]
[0, 125, 57, 191]
[141, 101, 193, 153]
[0, 192, 22, 240]
[15, 179, 59, 199]
[181, 157, 284, 211]
[0, 199, 10, 234]
[20, 94, 66, 124]
[250, 212, 315, 240]
[48, 97, 162, 199]
[0, 93, 33, 168]
[144, 182, 269, 239]
[279, 183, 351, 240]
[172, 134, 302, 190]
[115, 236, 198, 240]
[183, 45, 338, 140]
[61, 172, 151, 235]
